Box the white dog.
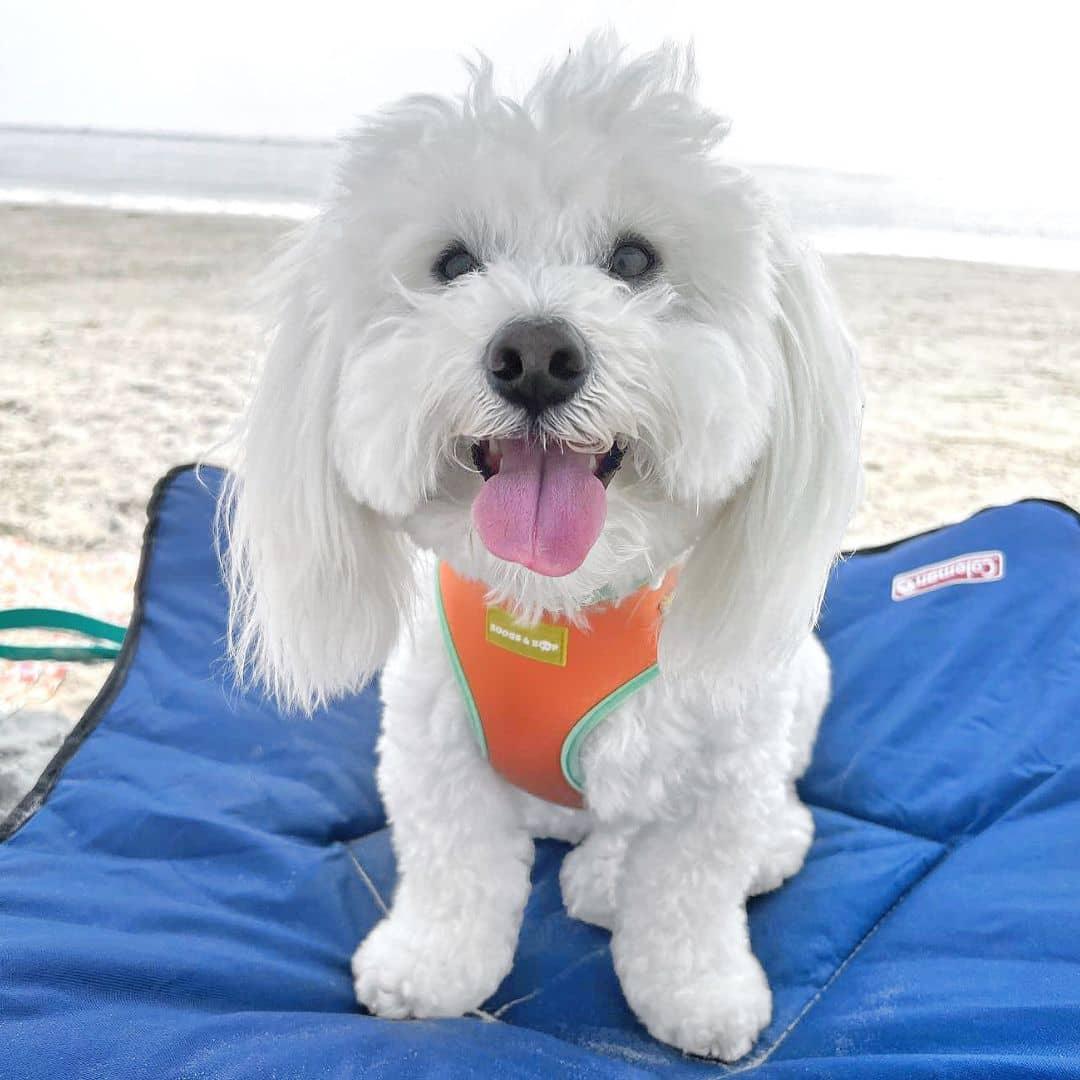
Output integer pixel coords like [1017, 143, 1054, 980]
[222, 35, 862, 1061]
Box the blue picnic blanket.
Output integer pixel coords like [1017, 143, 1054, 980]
[2, 465, 1078, 1079]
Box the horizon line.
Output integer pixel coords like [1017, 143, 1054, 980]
[0, 122, 894, 182]
[0, 122, 338, 150]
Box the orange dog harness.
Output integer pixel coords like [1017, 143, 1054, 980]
[436, 562, 677, 808]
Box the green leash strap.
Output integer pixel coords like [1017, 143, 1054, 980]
[0, 608, 126, 662]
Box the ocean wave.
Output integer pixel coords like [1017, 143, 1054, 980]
[810, 226, 1080, 273]
[0, 186, 317, 220]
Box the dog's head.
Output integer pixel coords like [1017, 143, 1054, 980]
[222, 35, 862, 711]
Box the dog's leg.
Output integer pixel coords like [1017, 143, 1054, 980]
[748, 784, 814, 895]
[352, 668, 533, 1020]
[789, 634, 831, 779]
[611, 805, 776, 1061]
[748, 637, 825, 895]
[559, 824, 636, 929]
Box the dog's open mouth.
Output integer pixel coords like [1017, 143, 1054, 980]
[469, 437, 626, 577]
[471, 439, 625, 487]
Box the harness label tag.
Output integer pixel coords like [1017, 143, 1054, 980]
[485, 607, 568, 666]
[891, 550, 1005, 601]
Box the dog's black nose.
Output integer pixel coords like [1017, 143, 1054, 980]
[484, 317, 590, 415]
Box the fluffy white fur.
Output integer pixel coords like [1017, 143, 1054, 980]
[221, 35, 862, 1061]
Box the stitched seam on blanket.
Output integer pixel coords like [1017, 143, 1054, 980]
[345, 848, 616, 1046]
[725, 759, 1070, 1074]
[346, 841, 616, 1028]
[803, 799, 938, 843]
[346, 846, 390, 916]
[719, 844, 952, 1075]
[805, 753, 1070, 848]
[492, 944, 613, 1022]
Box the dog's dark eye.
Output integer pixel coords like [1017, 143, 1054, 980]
[434, 245, 481, 283]
[608, 239, 657, 282]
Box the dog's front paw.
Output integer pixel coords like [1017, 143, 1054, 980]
[614, 939, 772, 1061]
[352, 913, 515, 1019]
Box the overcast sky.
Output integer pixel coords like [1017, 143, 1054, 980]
[3, 0, 1077, 188]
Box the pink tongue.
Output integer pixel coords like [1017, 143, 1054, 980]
[472, 440, 607, 576]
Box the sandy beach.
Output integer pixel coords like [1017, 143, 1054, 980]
[1, 203, 1078, 810]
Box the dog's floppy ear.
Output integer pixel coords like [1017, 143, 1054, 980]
[660, 227, 863, 692]
[219, 221, 414, 713]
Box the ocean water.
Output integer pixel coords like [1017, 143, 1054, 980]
[3, 127, 1079, 271]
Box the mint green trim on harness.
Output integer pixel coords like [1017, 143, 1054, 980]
[0, 608, 126, 662]
[434, 568, 488, 757]
[559, 665, 660, 792]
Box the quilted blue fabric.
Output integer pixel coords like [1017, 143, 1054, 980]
[2, 466, 1078, 1079]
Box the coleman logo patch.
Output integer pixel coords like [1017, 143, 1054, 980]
[485, 607, 568, 666]
[891, 550, 1005, 602]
